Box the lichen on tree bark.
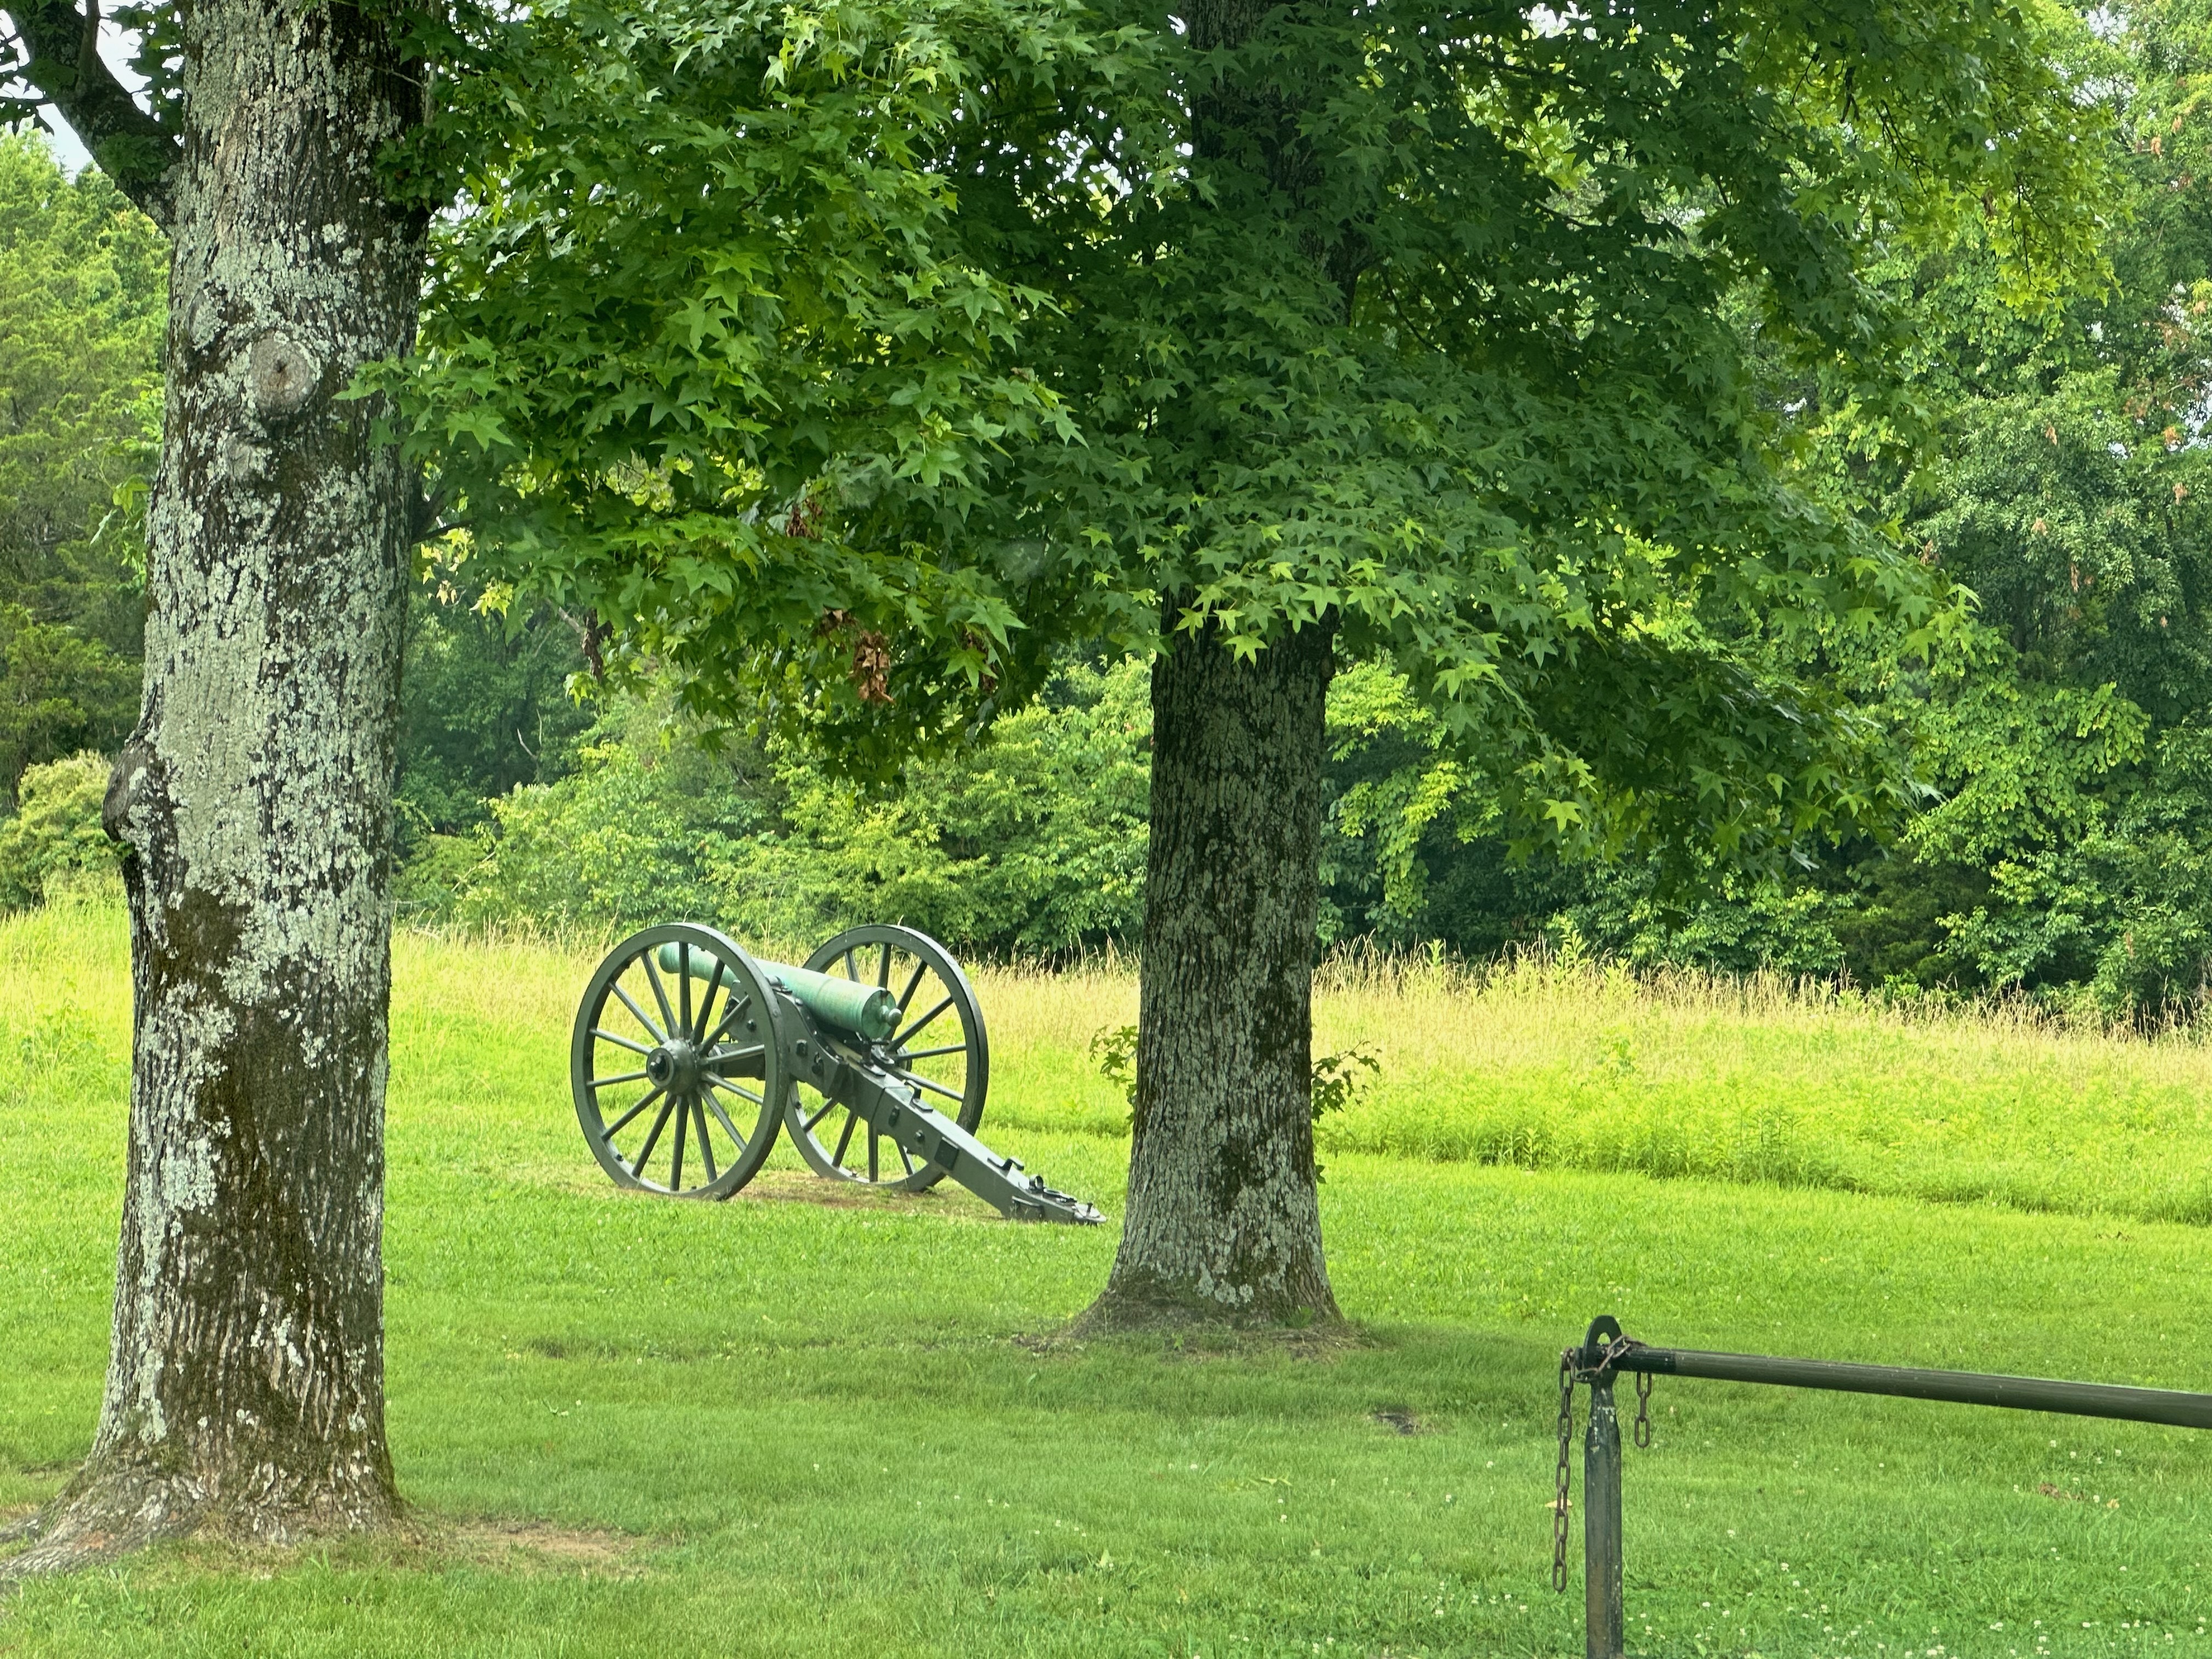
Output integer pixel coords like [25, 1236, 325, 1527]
[1079, 0, 1347, 1331]
[1085, 617, 1340, 1328]
[5, 0, 424, 1569]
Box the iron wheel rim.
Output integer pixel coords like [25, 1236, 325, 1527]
[783, 923, 988, 1193]
[571, 922, 786, 1200]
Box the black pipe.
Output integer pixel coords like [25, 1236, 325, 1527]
[1556, 1319, 2212, 1659]
[1596, 1344, 2212, 1431]
[1583, 1375, 1625, 1659]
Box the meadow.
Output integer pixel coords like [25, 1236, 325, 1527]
[3, 900, 2211, 1656]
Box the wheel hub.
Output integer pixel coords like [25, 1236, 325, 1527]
[646, 1040, 701, 1094]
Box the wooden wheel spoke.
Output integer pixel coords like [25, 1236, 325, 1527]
[901, 1072, 964, 1105]
[893, 995, 955, 1049]
[703, 1090, 748, 1151]
[704, 997, 753, 1048]
[603, 1084, 665, 1141]
[843, 948, 860, 982]
[899, 1043, 964, 1063]
[802, 1095, 838, 1133]
[632, 1092, 680, 1175]
[878, 943, 892, 989]
[676, 945, 695, 1048]
[670, 1088, 691, 1189]
[591, 1068, 651, 1089]
[705, 1075, 765, 1108]
[693, 967, 724, 1047]
[691, 1096, 719, 1183]
[896, 1142, 916, 1176]
[896, 960, 927, 1012]
[832, 1109, 859, 1168]
[641, 954, 679, 1043]
[592, 1027, 654, 1058]
[610, 983, 667, 1046]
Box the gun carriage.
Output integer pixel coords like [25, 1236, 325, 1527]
[570, 922, 1099, 1223]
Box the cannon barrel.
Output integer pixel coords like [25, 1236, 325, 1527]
[654, 942, 900, 1042]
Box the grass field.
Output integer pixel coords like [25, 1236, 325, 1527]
[4, 901, 2212, 1656]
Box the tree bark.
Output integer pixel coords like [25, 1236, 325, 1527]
[1086, 618, 1340, 1327]
[8, 0, 423, 1567]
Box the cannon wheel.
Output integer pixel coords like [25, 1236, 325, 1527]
[571, 922, 787, 1199]
[785, 924, 989, 1193]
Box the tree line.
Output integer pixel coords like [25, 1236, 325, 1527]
[12, 37, 2212, 1020]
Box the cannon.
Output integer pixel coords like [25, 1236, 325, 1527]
[569, 922, 1101, 1223]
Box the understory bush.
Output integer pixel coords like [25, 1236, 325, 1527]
[404, 641, 2212, 1022]
[417, 660, 1150, 954]
[0, 752, 121, 909]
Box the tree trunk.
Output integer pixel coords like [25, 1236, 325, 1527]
[10, 0, 422, 1567]
[1086, 618, 1340, 1327]
[1079, 0, 1345, 1330]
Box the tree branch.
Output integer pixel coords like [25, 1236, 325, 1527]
[3, 0, 179, 229]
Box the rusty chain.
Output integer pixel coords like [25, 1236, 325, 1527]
[1552, 1334, 1657, 1590]
[1551, 1350, 1576, 1591]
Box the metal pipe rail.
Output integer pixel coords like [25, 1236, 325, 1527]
[1557, 1314, 2212, 1659]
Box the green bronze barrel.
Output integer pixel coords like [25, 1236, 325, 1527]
[655, 943, 900, 1042]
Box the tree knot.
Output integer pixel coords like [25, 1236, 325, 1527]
[104, 741, 160, 846]
[249, 333, 324, 420]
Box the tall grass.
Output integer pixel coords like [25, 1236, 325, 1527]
[975, 941, 2212, 1228]
[1301, 947, 2212, 1225]
[12, 899, 2212, 1228]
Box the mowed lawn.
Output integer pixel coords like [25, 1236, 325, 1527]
[3, 903, 2212, 1656]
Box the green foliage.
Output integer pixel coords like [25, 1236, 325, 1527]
[430, 699, 769, 933]
[394, 574, 594, 859]
[1943, 724, 2212, 1009]
[1304, 3, 2212, 1015]
[397, 0, 2111, 877]
[382, 0, 1111, 773]
[708, 660, 1148, 951]
[1790, 1, 2212, 1011]
[435, 661, 1150, 952]
[1090, 1019, 1376, 1163]
[1087, 1022, 1137, 1126]
[0, 604, 142, 804]
[0, 131, 162, 800]
[0, 752, 121, 910]
[1305, 1044, 1379, 1184]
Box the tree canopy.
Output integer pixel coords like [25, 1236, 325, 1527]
[393, 0, 2106, 877]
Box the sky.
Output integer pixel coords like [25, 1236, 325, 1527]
[3, 14, 142, 174]
[39, 110, 93, 172]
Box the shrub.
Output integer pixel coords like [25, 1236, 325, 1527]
[0, 752, 121, 909]
[439, 661, 1150, 955]
[703, 661, 1149, 952]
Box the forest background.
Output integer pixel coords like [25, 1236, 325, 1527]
[10, 1, 2212, 1018]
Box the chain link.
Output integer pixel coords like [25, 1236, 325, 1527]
[1633, 1367, 1654, 1449]
[1551, 1350, 1576, 1591]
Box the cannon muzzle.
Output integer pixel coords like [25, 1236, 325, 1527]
[655, 942, 900, 1042]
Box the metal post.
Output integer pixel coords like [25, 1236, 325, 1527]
[1584, 1374, 1625, 1659]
